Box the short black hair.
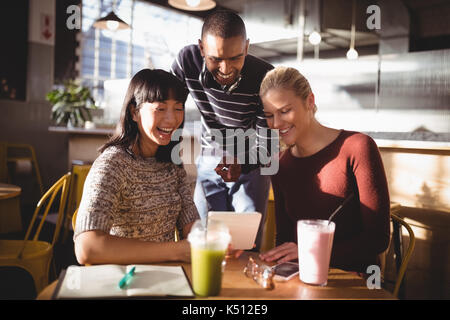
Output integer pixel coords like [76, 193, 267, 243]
[201, 10, 246, 40]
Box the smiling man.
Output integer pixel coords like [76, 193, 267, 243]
[171, 11, 274, 250]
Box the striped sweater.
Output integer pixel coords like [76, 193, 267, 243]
[171, 44, 274, 172]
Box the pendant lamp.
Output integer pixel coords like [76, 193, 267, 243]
[93, 1, 130, 31]
[168, 0, 216, 11]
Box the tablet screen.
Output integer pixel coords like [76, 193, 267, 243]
[208, 211, 262, 250]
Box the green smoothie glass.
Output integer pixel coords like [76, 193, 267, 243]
[188, 219, 231, 297]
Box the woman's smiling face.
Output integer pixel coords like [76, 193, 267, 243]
[262, 87, 314, 146]
[133, 97, 184, 154]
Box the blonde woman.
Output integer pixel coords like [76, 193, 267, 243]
[258, 67, 390, 273]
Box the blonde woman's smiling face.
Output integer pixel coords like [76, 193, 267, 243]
[262, 87, 314, 146]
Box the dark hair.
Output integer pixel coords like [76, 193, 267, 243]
[201, 10, 246, 40]
[100, 69, 188, 163]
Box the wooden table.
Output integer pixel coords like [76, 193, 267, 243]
[0, 183, 22, 233]
[37, 252, 395, 300]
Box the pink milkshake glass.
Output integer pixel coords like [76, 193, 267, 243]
[297, 220, 335, 286]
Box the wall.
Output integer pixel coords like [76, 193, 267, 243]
[379, 143, 450, 299]
[0, 46, 68, 203]
[0, 1, 68, 200]
[269, 48, 450, 136]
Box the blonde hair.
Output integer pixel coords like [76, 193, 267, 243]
[260, 66, 317, 113]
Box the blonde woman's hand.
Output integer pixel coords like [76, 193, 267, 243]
[259, 242, 298, 264]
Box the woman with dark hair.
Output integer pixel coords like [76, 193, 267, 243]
[74, 69, 199, 265]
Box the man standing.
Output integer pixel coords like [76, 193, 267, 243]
[171, 11, 274, 249]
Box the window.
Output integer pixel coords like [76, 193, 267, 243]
[79, 0, 202, 109]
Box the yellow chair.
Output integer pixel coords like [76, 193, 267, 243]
[260, 185, 276, 253]
[72, 208, 90, 266]
[380, 204, 416, 298]
[72, 208, 78, 231]
[6, 143, 44, 196]
[390, 210, 416, 298]
[0, 173, 71, 294]
[66, 164, 91, 218]
[61, 164, 91, 243]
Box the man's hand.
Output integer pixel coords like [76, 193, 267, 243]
[215, 156, 241, 182]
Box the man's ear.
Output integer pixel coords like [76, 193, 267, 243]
[244, 39, 250, 55]
[198, 39, 205, 57]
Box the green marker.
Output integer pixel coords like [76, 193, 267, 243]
[118, 266, 136, 289]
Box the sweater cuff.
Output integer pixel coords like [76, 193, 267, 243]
[73, 214, 112, 240]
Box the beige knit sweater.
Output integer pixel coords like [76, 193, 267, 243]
[74, 146, 199, 242]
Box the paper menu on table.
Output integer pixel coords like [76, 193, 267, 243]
[55, 264, 194, 299]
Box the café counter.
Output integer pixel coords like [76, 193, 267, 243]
[49, 126, 114, 169]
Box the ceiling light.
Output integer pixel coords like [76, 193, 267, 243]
[168, 0, 216, 11]
[346, 48, 358, 60]
[346, 0, 358, 60]
[93, 11, 130, 30]
[186, 0, 201, 7]
[106, 20, 119, 31]
[308, 31, 321, 46]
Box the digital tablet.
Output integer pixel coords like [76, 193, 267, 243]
[208, 211, 262, 250]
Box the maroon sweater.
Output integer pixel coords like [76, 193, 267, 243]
[271, 130, 390, 273]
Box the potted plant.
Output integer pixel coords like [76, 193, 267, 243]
[46, 81, 98, 128]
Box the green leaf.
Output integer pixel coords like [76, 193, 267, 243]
[69, 112, 76, 127]
[47, 81, 98, 124]
[55, 111, 67, 125]
[51, 101, 66, 112]
[75, 107, 83, 124]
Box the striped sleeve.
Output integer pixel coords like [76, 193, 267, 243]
[241, 100, 277, 173]
[170, 50, 186, 84]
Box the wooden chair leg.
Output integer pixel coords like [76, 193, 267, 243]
[392, 219, 405, 298]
